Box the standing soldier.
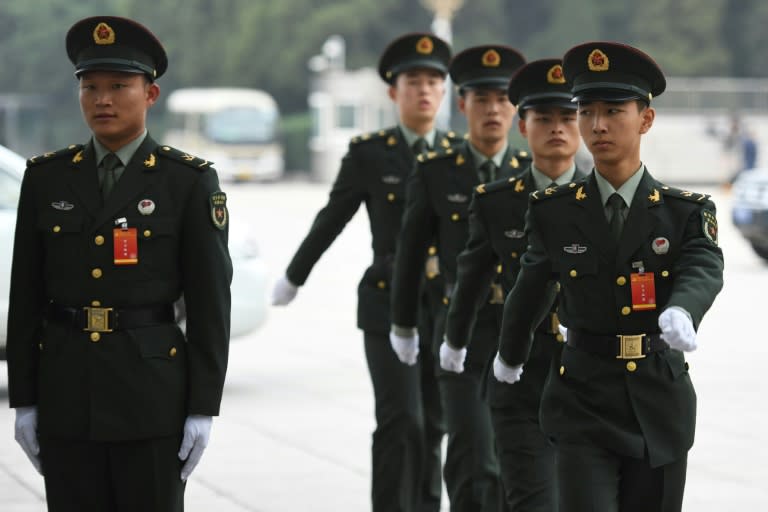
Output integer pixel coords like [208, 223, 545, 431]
[272, 33, 459, 512]
[441, 58, 585, 511]
[494, 42, 724, 512]
[8, 16, 232, 511]
[390, 45, 527, 512]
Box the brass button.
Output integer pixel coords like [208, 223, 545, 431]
[626, 361, 637, 372]
[143, 229, 152, 238]
[38, 343, 43, 351]
[94, 235, 105, 246]
[52, 225, 61, 233]
[661, 270, 669, 277]
[510, 252, 518, 259]
[442, 297, 449, 305]
[91, 268, 103, 279]
[555, 282, 561, 292]
[169, 347, 177, 357]
[616, 276, 627, 286]
[559, 365, 565, 375]
[451, 213, 460, 222]
[91, 300, 101, 307]
[386, 193, 395, 202]
[569, 269, 577, 278]
[496, 264, 503, 274]
[428, 246, 437, 256]
[621, 306, 631, 316]
[377, 280, 386, 289]
[426, 272, 436, 280]
[90, 332, 101, 342]
[556, 333, 564, 342]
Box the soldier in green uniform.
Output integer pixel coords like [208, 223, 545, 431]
[441, 58, 585, 511]
[390, 45, 527, 512]
[272, 33, 460, 512]
[7, 16, 232, 512]
[494, 42, 724, 512]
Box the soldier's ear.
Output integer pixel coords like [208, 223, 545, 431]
[639, 105, 655, 135]
[146, 82, 160, 106]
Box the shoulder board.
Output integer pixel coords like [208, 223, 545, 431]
[476, 176, 528, 196]
[658, 184, 712, 203]
[27, 144, 84, 167]
[418, 146, 458, 165]
[350, 127, 397, 146]
[530, 177, 588, 202]
[158, 145, 214, 171]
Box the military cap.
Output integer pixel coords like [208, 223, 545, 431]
[66, 16, 168, 80]
[507, 58, 574, 111]
[562, 41, 665, 103]
[449, 45, 526, 92]
[378, 33, 451, 84]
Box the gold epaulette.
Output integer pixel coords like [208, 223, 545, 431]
[417, 146, 458, 164]
[350, 128, 397, 146]
[157, 145, 213, 171]
[477, 176, 529, 196]
[27, 144, 84, 167]
[659, 184, 712, 203]
[531, 177, 588, 202]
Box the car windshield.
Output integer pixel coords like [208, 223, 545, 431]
[203, 107, 278, 144]
[0, 169, 20, 210]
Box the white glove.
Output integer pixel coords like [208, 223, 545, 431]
[178, 415, 213, 481]
[493, 353, 524, 384]
[558, 323, 568, 341]
[15, 406, 42, 475]
[658, 308, 697, 352]
[389, 331, 419, 365]
[439, 339, 467, 373]
[272, 275, 299, 306]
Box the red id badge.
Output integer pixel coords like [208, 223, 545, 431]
[113, 228, 138, 265]
[630, 272, 656, 311]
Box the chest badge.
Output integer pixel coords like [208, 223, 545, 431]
[51, 200, 74, 211]
[504, 229, 525, 239]
[447, 193, 468, 203]
[651, 237, 669, 254]
[563, 244, 588, 254]
[381, 175, 401, 185]
[137, 199, 156, 215]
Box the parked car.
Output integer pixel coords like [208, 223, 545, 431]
[0, 144, 267, 359]
[731, 167, 768, 261]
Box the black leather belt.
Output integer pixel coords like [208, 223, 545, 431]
[47, 303, 175, 332]
[567, 329, 668, 359]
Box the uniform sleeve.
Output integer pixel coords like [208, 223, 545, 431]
[444, 194, 498, 348]
[285, 148, 365, 285]
[391, 163, 437, 329]
[665, 201, 724, 328]
[498, 206, 558, 365]
[6, 170, 47, 407]
[181, 169, 233, 416]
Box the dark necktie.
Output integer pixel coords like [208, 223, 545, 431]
[100, 153, 121, 199]
[412, 138, 427, 156]
[607, 193, 626, 241]
[479, 160, 497, 183]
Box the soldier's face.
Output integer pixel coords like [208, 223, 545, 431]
[519, 106, 579, 162]
[577, 100, 654, 166]
[459, 88, 516, 145]
[389, 69, 445, 128]
[79, 71, 160, 151]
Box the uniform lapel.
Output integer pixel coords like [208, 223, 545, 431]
[570, 172, 616, 261]
[455, 142, 479, 190]
[93, 136, 159, 228]
[67, 142, 102, 218]
[498, 147, 522, 181]
[616, 169, 664, 263]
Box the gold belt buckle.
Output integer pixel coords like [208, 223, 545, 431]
[616, 334, 645, 359]
[83, 307, 113, 332]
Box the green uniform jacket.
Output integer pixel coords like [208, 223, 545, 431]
[445, 166, 586, 406]
[285, 127, 461, 334]
[498, 169, 724, 466]
[391, 142, 527, 364]
[6, 137, 232, 441]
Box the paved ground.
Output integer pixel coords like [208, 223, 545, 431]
[1, 180, 766, 511]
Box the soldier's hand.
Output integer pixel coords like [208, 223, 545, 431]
[389, 331, 419, 365]
[14, 406, 42, 475]
[658, 307, 697, 352]
[272, 275, 299, 306]
[439, 339, 466, 373]
[493, 353, 523, 384]
[178, 415, 213, 481]
[557, 323, 568, 341]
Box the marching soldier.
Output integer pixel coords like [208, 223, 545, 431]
[441, 58, 586, 511]
[390, 45, 527, 511]
[8, 16, 232, 511]
[494, 42, 724, 512]
[272, 33, 460, 512]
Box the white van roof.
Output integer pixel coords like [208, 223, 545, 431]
[166, 87, 278, 113]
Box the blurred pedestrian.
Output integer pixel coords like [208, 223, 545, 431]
[494, 41, 724, 512]
[272, 33, 460, 512]
[7, 15, 232, 511]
